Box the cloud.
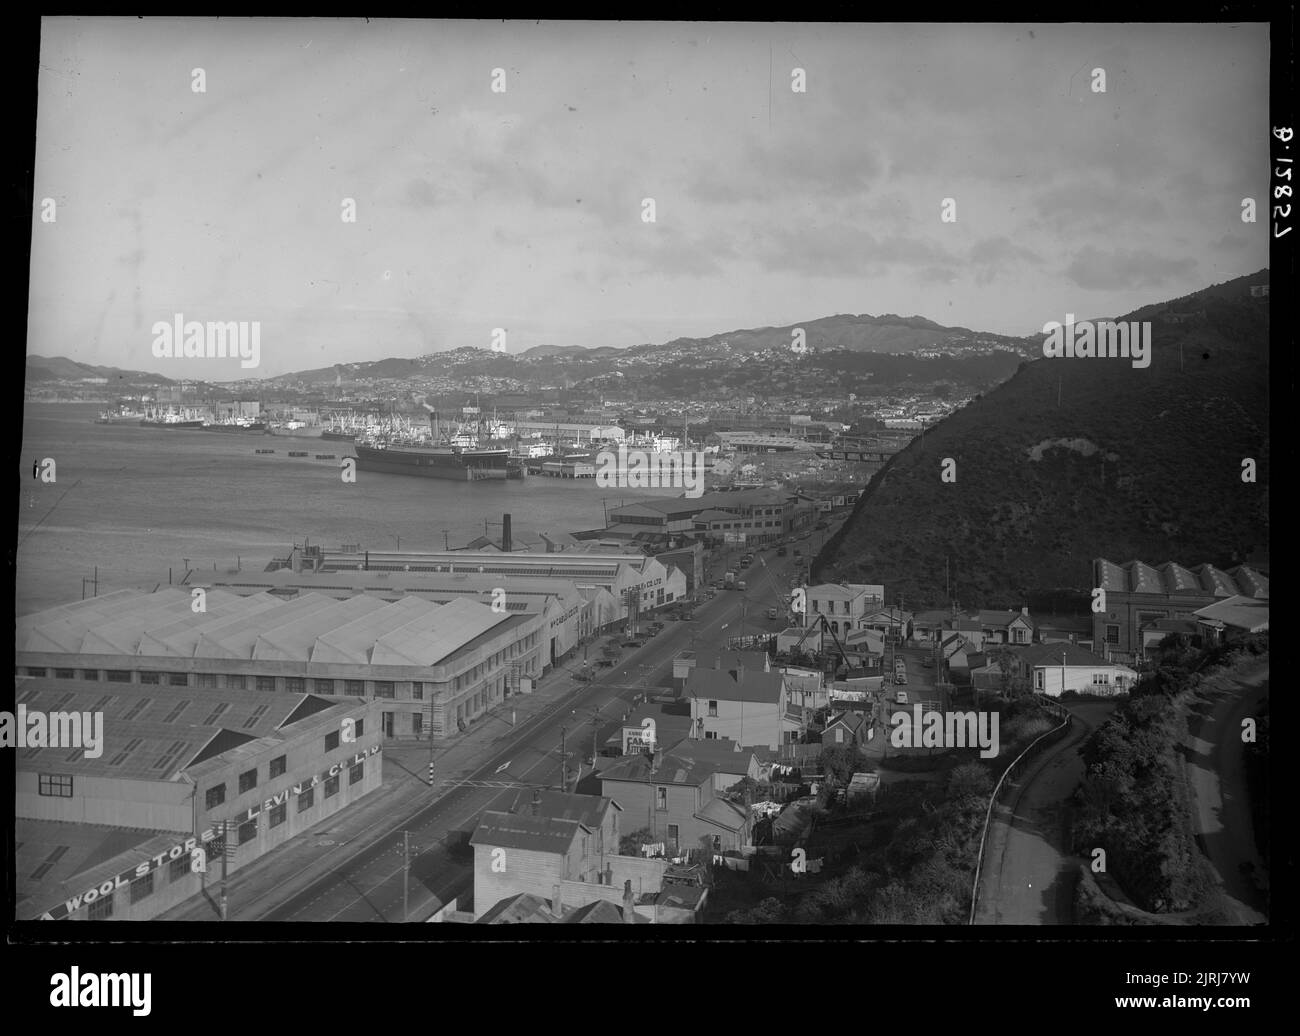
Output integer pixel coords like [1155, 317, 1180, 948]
[1064, 245, 1196, 290]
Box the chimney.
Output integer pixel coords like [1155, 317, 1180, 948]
[551, 883, 564, 918]
[622, 879, 636, 923]
[1021, 606, 1029, 616]
[502, 513, 512, 553]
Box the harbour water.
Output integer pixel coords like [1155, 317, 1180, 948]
[17, 403, 694, 615]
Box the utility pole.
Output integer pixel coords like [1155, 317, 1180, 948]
[220, 819, 229, 921]
[560, 726, 567, 793]
[442, 529, 450, 551]
[403, 830, 410, 923]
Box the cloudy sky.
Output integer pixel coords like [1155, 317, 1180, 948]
[29, 18, 1269, 378]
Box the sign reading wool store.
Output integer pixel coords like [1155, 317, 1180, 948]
[34, 745, 380, 920]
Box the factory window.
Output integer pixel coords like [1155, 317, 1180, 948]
[238, 768, 258, 794]
[325, 730, 340, 752]
[656, 787, 668, 811]
[354, 718, 364, 738]
[88, 895, 114, 920]
[375, 682, 395, 699]
[345, 680, 364, 697]
[238, 820, 258, 845]
[24, 666, 47, 677]
[269, 754, 286, 778]
[197, 673, 218, 689]
[349, 762, 364, 785]
[411, 683, 424, 700]
[130, 871, 154, 904]
[206, 784, 226, 810]
[324, 774, 339, 799]
[169, 854, 190, 883]
[1105, 624, 1120, 645]
[226, 675, 246, 690]
[269, 803, 286, 828]
[81, 670, 100, 681]
[412, 714, 423, 738]
[315, 679, 336, 694]
[39, 774, 73, 798]
[256, 676, 276, 693]
[106, 670, 131, 683]
[297, 787, 314, 813]
[285, 677, 305, 694]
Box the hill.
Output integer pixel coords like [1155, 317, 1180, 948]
[813, 270, 1271, 609]
[26, 355, 174, 384]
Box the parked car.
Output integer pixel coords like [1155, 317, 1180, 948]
[776, 547, 787, 556]
[622, 639, 644, 649]
[596, 658, 616, 668]
[737, 581, 747, 591]
[895, 690, 909, 704]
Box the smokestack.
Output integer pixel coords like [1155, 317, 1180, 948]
[622, 879, 636, 923]
[502, 513, 512, 553]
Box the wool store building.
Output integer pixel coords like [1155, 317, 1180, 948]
[15, 676, 380, 921]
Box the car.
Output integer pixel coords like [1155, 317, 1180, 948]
[596, 658, 616, 668]
[895, 690, 909, 704]
[737, 581, 747, 591]
[621, 639, 644, 649]
[776, 547, 787, 556]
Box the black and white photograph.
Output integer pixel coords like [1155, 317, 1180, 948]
[9, 12, 1281, 986]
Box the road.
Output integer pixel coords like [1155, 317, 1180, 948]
[974, 702, 1115, 925]
[257, 538, 811, 921]
[1180, 662, 1269, 924]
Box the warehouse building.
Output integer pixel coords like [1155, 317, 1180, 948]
[16, 676, 380, 921]
[200, 568, 619, 666]
[291, 546, 686, 618]
[17, 587, 546, 740]
[1092, 558, 1269, 663]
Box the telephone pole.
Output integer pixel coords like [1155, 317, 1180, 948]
[403, 830, 410, 923]
[219, 818, 229, 921]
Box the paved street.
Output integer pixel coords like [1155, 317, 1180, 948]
[160, 537, 814, 922]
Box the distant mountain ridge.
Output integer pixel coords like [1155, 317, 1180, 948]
[26, 355, 174, 385]
[270, 312, 1038, 384]
[814, 269, 1271, 609]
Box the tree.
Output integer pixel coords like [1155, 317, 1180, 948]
[724, 776, 760, 807]
[946, 762, 992, 803]
[821, 743, 868, 786]
[619, 826, 658, 856]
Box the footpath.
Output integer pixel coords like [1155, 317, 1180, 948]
[159, 632, 624, 921]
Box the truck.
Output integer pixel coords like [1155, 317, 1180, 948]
[725, 571, 735, 588]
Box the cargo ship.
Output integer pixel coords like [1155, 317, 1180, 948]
[352, 440, 517, 480]
[95, 407, 145, 424]
[139, 407, 205, 429]
[200, 418, 268, 433]
[320, 428, 357, 442]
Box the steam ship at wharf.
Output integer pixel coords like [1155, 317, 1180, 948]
[350, 405, 526, 481]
